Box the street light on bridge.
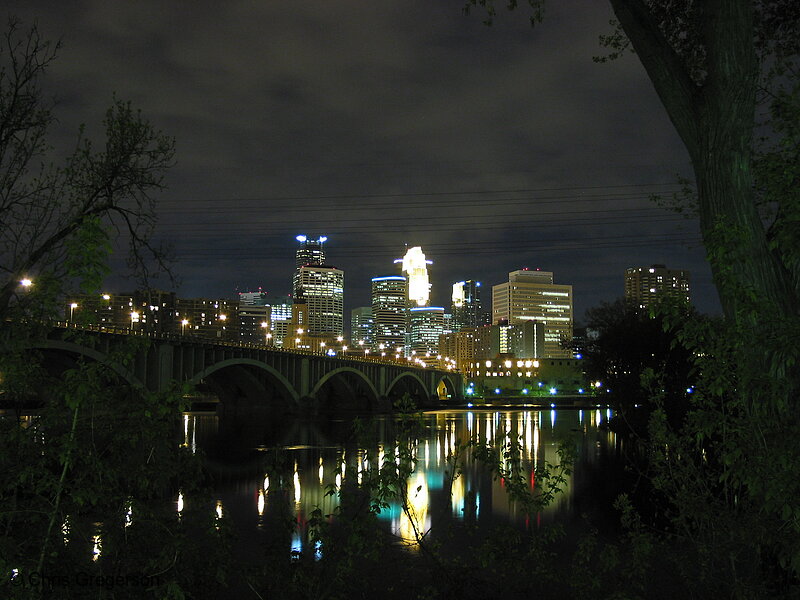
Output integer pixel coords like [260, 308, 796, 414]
[181, 319, 189, 335]
[69, 303, 78, 321]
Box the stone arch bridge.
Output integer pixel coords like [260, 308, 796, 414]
[36, 325, 464, 413]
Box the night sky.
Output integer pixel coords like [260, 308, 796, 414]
[8, 1, 718, 324]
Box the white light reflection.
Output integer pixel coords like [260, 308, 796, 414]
[398, 471, 429, 548]
[551, 409, 556, 429]
[257, 489, 265, 516]
[525, 413, 533, 458]
[318, 457, 324, 485]
[466, 411, 474, 434]
[125, 502, 133, 528]
[91, 529, 102, 561]
[176, 492, 184, 515]
[451, 474, 465, 518]
[62, 516, 71, 544]
[294, 468, 301, 504]
[215, 500, 224, 521]
[263, 475, 270, 492]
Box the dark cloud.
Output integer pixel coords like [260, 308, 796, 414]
[4, 0, 716, 321]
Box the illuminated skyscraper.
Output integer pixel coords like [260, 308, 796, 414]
[624, 264, 690, 310]
[350, 306, 374, 348]
[451, 280, 488, 331]
[394, 246, 431, 307]
[492, 269, 573, 358]
[297, 265, 343, 341]
[293, 235, 327, 298]
[407, 306, 445, 361]
[371, 276, 407, 351]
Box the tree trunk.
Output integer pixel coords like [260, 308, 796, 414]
[611, 0, 798, 323]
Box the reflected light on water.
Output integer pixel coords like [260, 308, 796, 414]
[183, 408, 614, 558]
[398, 471, 429, 548]
[451, 474, 465, 518]
[91, 529, 102, 561]
[62, 516, 70, 544]
[125, 502, 133, 528]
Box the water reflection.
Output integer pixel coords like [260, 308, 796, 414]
[184, 408, 618, 554]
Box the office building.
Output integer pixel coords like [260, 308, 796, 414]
[64, 290, 176, 333]
[295, 265, 344, 343]
[238, 290, 269, 306]
[238, 305, 271, 344]
[451, 280, 488, 331]
[438, 327, 478, 373]
[407, 306, 445, 362]
[372, 276, 407, 352]
[624, 264, 690, 310]
[175, 297, 238, 340]
[492, 269, 573, 358]
[293, 235, 327, 298]
[264, 295, 293, 347]
[350, 306, 374, 348]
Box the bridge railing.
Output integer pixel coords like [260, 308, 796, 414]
[48, 321, 458, 372]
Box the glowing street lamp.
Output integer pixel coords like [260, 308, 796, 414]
[130, 311, 140, 330]
[181, 319, 189, 334]
[69, 302, 78, 321]
[20, 278, 32, 289]
[260, 321, 269, 345]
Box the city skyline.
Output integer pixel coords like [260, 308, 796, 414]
[5, 1, 718, 319]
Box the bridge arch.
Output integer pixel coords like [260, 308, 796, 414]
[190, 358, 300, 406]
[35, 339, 145, 390]
[311, 367, 381, 412]
[435, 375, 459, 401]
[385, 371, 429, 406]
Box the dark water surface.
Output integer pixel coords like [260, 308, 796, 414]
[182, 407, 624, 560]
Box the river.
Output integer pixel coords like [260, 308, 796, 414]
[182, 406, 624, 562]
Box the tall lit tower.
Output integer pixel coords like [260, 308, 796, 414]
[492, 269, 573, 358]
[371, 276, 407, 351]
[293, 235, 327, 298]
[451, 280, 487, 331]
[394, 246, 432, 307]
[297, 264, 344, 341]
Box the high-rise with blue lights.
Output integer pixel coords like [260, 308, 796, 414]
[293, 235, 327, 298]
[451, 279, 488, 331]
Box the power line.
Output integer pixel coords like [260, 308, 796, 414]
[157, 181, 688, 206]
